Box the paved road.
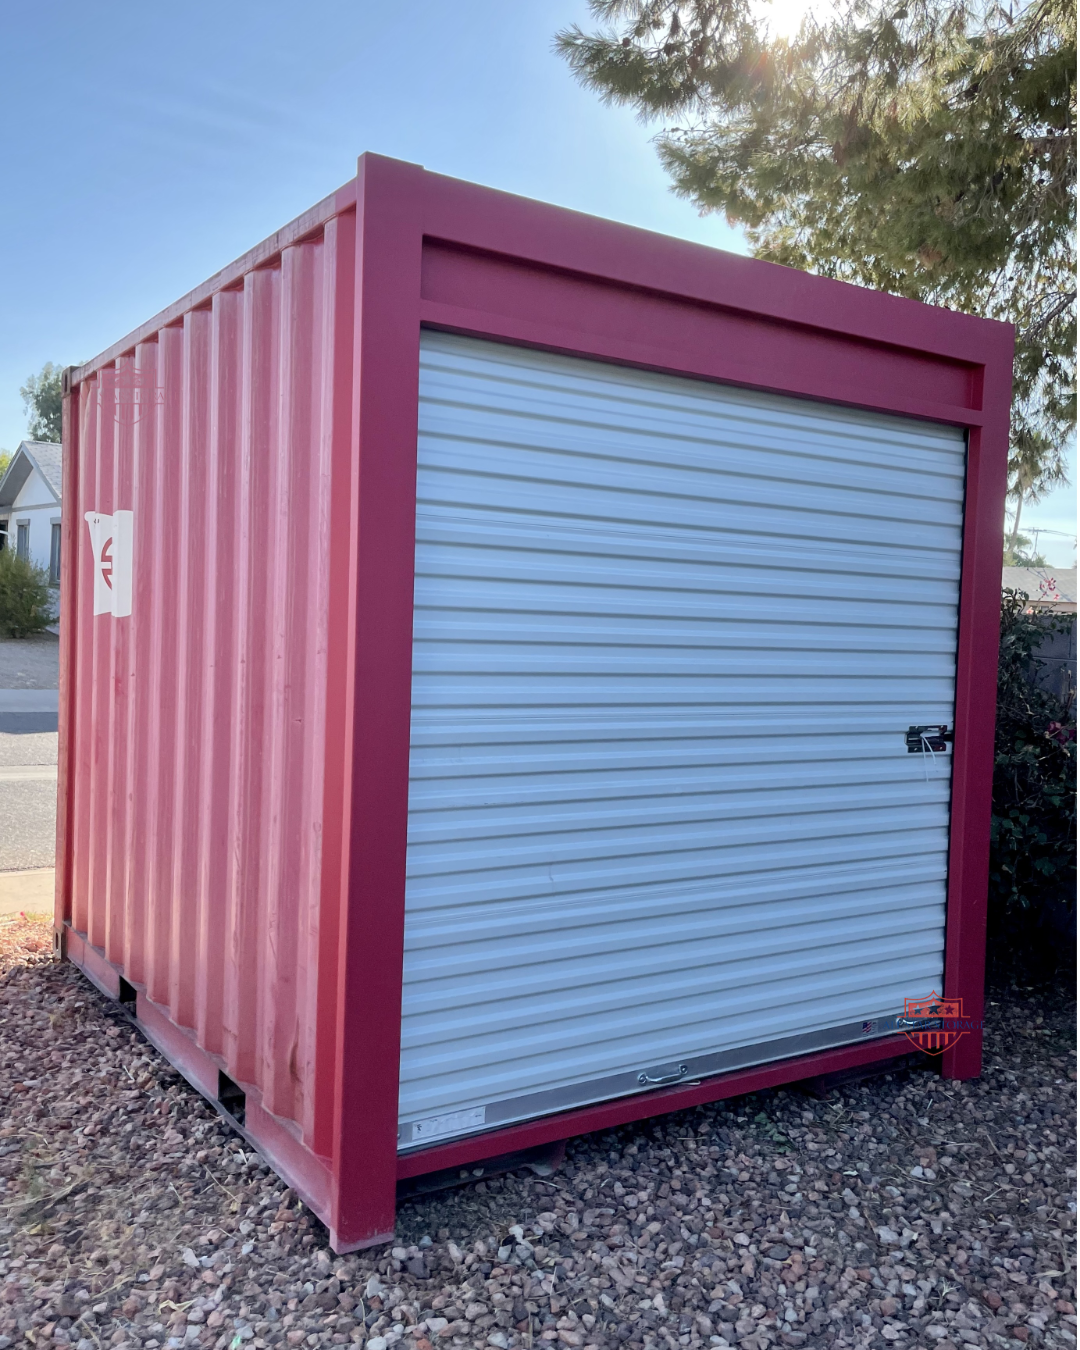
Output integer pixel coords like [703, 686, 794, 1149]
[0, 633, 59, 688]
[0, 637, 60, 872]
[0, 731, 59, 871]
[0, 688, 59, 733]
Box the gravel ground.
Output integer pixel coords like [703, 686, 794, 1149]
[0, 635, 59, 690]
[0, 918, 1074, 1350]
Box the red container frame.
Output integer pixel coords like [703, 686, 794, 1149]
[58, 153, 1013, 1252]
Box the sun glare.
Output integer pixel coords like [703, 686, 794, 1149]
[758, 0, 837, 39]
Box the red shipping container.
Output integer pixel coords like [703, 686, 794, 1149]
[58, 154, 1012, 1250]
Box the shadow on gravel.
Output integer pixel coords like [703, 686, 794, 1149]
[0, 918, 1074, 1350]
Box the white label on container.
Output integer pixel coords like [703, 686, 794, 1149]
[410, 1106, 486, 1143]
[85, 510, 134, 618]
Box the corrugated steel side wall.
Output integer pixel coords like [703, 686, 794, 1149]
[63, 212, 355, 1150]
[400, 332, 966, 1143]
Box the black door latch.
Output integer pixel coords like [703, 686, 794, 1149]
[906, 725, 953, 753]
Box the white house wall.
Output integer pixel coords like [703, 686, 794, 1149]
[5, 465, 60, 579]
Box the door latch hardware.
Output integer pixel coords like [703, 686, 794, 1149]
[638, 1063, 689, 1087]
[906, 725, 953, 754]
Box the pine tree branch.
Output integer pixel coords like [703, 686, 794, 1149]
[1021, 290, 1077, 341]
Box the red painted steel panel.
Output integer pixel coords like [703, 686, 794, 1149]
[311, 210, 358, 1162]
[330, 155, 427, 1250]
[62, 218, 357, 1171]
[420, 243, 981, 413]
[60, 153, 1012, 1251]
[940, 412, 1013, 1079]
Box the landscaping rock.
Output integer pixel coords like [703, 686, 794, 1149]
[0, 916, 1074, 1350]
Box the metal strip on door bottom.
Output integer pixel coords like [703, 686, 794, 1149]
[398, 1012, 909, 1149]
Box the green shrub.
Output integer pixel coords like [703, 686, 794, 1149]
[988, 589, 1076, 974]
[0, 548, 53, 638]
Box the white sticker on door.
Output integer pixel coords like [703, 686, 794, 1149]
[84, 511, 134, 618]
[409, 1106, 486, 1144]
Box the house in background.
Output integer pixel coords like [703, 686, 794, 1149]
[1002, 564, 1077, 704]
[1002, 565, 1077, 615]
[0, 440, 63, 591]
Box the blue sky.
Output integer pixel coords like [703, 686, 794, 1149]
[3, 0, 1074, 564]
[0, 0, 742, 442]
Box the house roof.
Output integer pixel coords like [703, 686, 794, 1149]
[1003, 566, 1077, 612]
[0, 441, 62, 509]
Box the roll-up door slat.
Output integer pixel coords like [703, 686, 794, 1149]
[399, 332, 965, 1148]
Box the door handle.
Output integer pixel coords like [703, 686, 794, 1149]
[638, 1063, 689, 1086]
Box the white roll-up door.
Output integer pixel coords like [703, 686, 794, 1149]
[399, 331, 964, 1149]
